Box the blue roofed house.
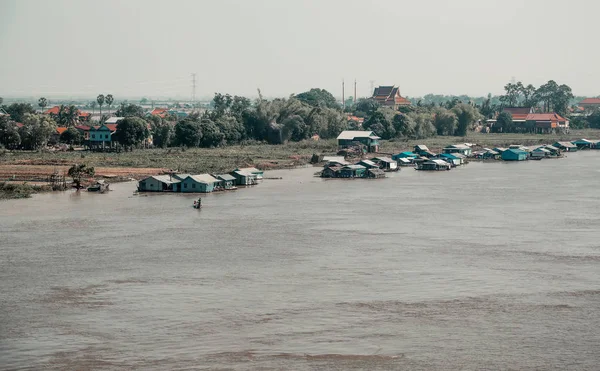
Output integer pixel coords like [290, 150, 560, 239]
[501, 148, 528, 161]
[339, 164, 367, 178]
[571, 139, 594, 150]
[216, 174, 236, 189]
[439, 153, 465, 166]
[392, 151, 418, 160]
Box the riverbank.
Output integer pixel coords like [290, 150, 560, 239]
[1, 130, 598, 199]
[0, 182, 53, 200]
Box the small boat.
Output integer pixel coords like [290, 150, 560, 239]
[87, 180, 109, 193]
[193, 197, 202, 209]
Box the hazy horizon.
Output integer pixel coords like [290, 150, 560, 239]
[1, 0, 598, 101]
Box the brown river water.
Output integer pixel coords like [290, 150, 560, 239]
[1, 152, 600, 370]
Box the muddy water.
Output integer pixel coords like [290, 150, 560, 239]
[1, 152, 600, 370]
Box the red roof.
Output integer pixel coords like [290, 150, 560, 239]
[151, 108, 168, 117]
[78, 111, 91, 117]
[580, 98, 600, 105]
[104, 124, 118, 132]
[56, 127, 68, 135]
[75, 125, 90, 131]
[503, 107, 533, 120]
[15, 122, 24, 128]
[526, 113, 566, 122]
[45, 106, 90, 118]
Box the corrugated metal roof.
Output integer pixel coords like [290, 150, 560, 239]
[372, 156, 395, 163]
[544, 145, 559, 151]
[554, 141, 577, 148]
[217, 174, 236, 181]
[446, 144, 470, 149]
[232, 170, 255, 177]
[397, 158, 411, 163]
[172, 173, 191, 180]
[336, 130, 380, 140]
[343, 164, 366, 170]
[358, 159, 377, 166]
[415, 144, 429, 151]
[187, 174, 219, 184]
[150, 175, 180, 184]
[105, 117, 124, 124]
[430, 159, 450, 165]
[322, 156, 347, 163]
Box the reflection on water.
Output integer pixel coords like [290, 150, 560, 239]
[1, 152, 600, 370]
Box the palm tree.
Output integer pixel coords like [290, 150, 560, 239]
[105, 94, 114, 116]
[97, 94, 105, 118]
[38, 97, 48, 113]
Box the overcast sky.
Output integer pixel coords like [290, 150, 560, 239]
[0, 0, 598, 100]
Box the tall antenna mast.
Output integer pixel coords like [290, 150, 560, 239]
[342, 79, 345, 109]
[191, 73, 197, 108]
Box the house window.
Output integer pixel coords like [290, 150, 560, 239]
[184, 183, 187, 188]
[91, 134, 95, 138]
[150, 183, 154, 187]
[192, 183, 196, 189]
[105, 134, 109, 139]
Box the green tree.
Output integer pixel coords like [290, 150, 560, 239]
[295, 88, 339, 109]
[97, 94, 105, 117]
[452, 103, 481, 136]
[105, 94, 114, 115]
[408, 112, 436, 139]
[495, 111, 513, 133]
[588, 109, 600, 129]
[174, 120, 202, 147]
[519, 84, 537, 107]
[363, 110, 395, 139]
[198, 119, 225, 147]
[68, 164, 95, 189]
[433, 108, 458, 136]
[38, 97, 48, 113]
[114, 103, 145, 118]
[0, 115, 21, 149]
[52, 105, 79, 126]
[281, 114, 307, 142]
[499, 82, 521, 107]
[392, 113, 415, 138]
[60, 127, 83, 144]
[113, 117, 148, 151]
[354, 98, 380, 117]
[18, 113, 57, 149]
[3, 103, 36, 122]
[151, 122, 173, 148]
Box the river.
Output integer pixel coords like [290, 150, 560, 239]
[1, 152, 600, 370]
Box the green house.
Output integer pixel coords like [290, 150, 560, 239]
[89, 124, 114, 149]
[337, 131, 380, 153]
[175, 174, 220, 193]
[501, 148, 528, 161]
[442, 144, 472, 156]
[553, 142, 577, 152]
[216, 174, 236, 189]
[339, 164, 366, 178]
[235, 167, 264, 180]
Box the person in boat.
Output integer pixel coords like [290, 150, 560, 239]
[194, 198, 202, 208]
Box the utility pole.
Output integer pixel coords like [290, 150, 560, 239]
[342, 79, 345, 109]
[191, 73, 197, 109]
[354, 79, 357, 104]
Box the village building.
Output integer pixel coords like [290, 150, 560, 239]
[442, 144, 472, 156]
[413, 145, 436, 158]
[543, 145, 560, 156]
[150, 108, 169, 118]
[322, 156, 349, 165]
[370, 86, 411, 110]
[439, 153, 465, 166]
[235, 167, 264, 180]
[392, 151, 418, 161]
[371, 157, 398, 171]
[174, 174, 221, 193]
[230, 169, 258, 186]
[571, 139, 595, 150]
[321, 165, 342, 178]
[216, 174, 236, 189]
[356, 159, 379, 169]
[45, 106, 91, 122]
[416, 159, 451, 171]
[52, 127, 68, 143]
[339, 164, 367, 178]
[138, 175, 180, 192]
[104, 117, 124, 125]
[89, 124, 115, 150]
[396, 157, 413, 166]
[579, 98, 600, 110]
[531, 147, 551, 159]
[366, 168, 386, 178]
[501, 148, 528, 161]
[553, 142, 578, 152]
[337, 130, 380, 153]
[525, 113, 569, 133]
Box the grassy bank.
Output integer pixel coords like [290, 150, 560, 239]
[1, 129, 598, 177]
[0, 182, 52, 200]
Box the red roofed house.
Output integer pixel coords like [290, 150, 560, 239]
[52, 127, 69, 143]
[371, 86, 411, 110]
[579, 98, 600, 110]
[525, 113, 569, 133]
[45, 106, 91, 122]
[151, 108, 169, 118]
[502, 107, 534, 123]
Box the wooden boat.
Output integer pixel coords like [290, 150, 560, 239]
[87, 180, 109, 193]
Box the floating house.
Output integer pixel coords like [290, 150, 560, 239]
[322, 156, 349, 165]
[175, 174, 221, 193]
[236, 167, 264, 180]
[501, 148, 528, 161]
[321, 165, 342, 178]
[216, 174, 236, 189]
[493, 147, 508, 154]
[531, 147, 551, 159]
[553, 142, 578, 152]
[439, 153, 465, 166]
[443, 144, 472, 156]
[414, 145, 436, 157]
[571, 139, 594, 150]
[230, 169, 258, 186]
[392, 151, 418, 160]
[396, 157, 413, 166]
[366, 168, 386, 178]
[357, 159, 379, 169]
[416, 159, 451, 171]
[339, 164, 367, 178]
[371, 157, 398, 171]
[543, 145, 561, 156]
[138, 175, 180, 192]
[337, 130, 381, 153]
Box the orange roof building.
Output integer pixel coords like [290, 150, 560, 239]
[580, 98, 600, 109]
[151, 108, 169, 118]
[502, 107, 534, 121]
[371, 86, 411, 109]
[56, 127, 68, 135]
